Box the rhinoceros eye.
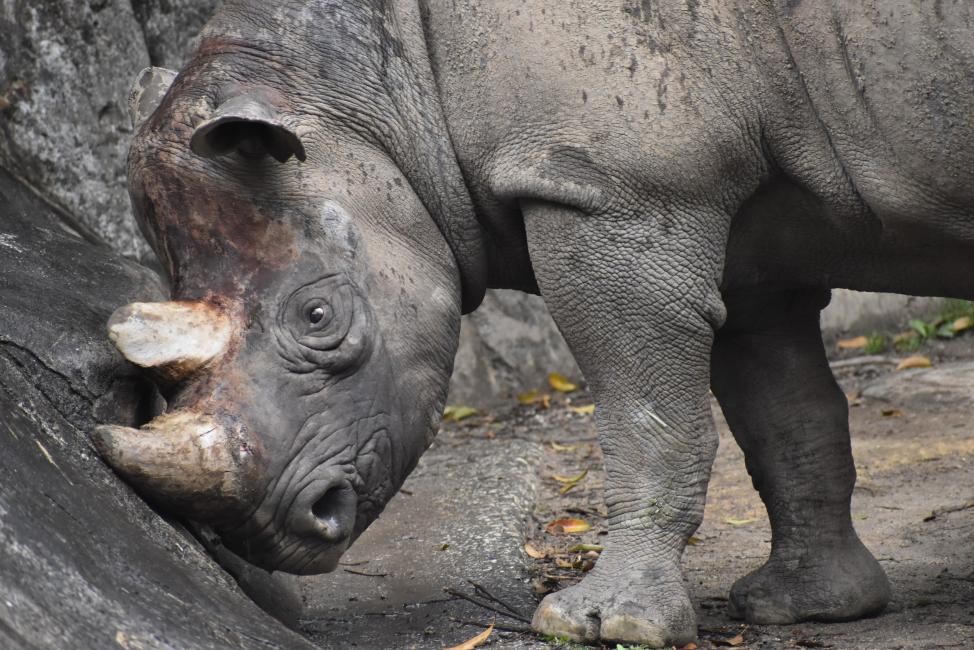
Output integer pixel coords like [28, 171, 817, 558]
[309, 305, 327, 325]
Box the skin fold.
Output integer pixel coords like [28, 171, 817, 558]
[101, 0, 974, 646]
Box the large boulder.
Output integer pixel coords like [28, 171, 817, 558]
[0, 0, 218, 259]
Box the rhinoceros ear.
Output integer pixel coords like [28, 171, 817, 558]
[129, 66, 178, 129]
[190, 93, 307, 164]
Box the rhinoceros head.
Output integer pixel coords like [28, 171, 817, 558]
[95, 17, 477, 572]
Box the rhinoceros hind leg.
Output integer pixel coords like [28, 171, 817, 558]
[727, 533, 889, 624]
[711, 288, 890, 625]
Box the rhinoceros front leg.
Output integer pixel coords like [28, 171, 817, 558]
[523, 200, 728, 647]
[711, 289, 890, 624]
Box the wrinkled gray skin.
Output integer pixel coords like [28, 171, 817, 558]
[115, 0, 974, 646]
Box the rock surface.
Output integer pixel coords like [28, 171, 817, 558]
[0, 0, 218, 260]
[449, 290, 580, 406]
[861, 361, 974, 408]
[0, 168, 314, 650]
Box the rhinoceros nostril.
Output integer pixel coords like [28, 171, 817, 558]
[310, 482, 356, 543]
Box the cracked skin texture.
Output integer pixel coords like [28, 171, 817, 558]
[129, 0, 973, 646]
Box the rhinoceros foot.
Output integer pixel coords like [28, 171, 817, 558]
[531, 551, 695, 648]
[729, 534, 891, 625]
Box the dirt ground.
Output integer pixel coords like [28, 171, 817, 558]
[439, 338, 974, 649]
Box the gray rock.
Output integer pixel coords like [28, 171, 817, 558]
[0, 1, 150, 257]
[449, 289, 581, 406]
[861, 361, 974, 408]
[822, 290, 944, 338]
[0, 0, 219, 260]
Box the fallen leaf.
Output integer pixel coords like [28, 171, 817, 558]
[524, 542, 546, 559]
[517, 390, 551, 409]
[548, 372, 579, 393]
[896, 355, 932, 371]
[953, 316, 974, 333]
[713, 633, 747, 647]
[483, 430, 496, 439]
[546, 518, 592, 534]
[845, 392, 861, 407]
[687, 535, 703, 546]
[554, 557, 574, 569]
[440, 543, 450, 551]
[569, 543, 603, 552]
[724, 517, 757, 527]
[881, 408, 904, 417]
[837, 335, 868, 350]
[677, 644, 699, 650]
[552, 469, 588, 494]
[442, 405, 479, 422]
[443, 624, 493, 650]
[550, 441, 579, 452]
[568, 403, 596, 415]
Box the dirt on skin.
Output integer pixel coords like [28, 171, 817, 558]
[443, 338, 974, 650]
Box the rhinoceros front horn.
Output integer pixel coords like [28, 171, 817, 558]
[93, 412, 259, 519]
[190, 93, 306, 163]
[107, 301, 232, 384]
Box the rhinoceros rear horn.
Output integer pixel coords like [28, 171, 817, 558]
[190, 94, 306, 163]
[107, 301, 232, 384]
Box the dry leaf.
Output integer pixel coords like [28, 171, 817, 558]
[546, 518, 592, 534]
[548, 372, 579, 393]
[442, 405, 478, 422]
[524, 542, 546, 559]
[725, 517, 757, 527]
[837, 336, 869, 350]
[552, 469, 588, 494]
[712, 632, 747, 647]
[555, 557, 574, 569]
[517, 389, 551, 408]
[881, 408, 904, 417]
[443, 624, 494, 650]
[686, 535, 703, 546]
[896, 355, 932, 371]
[568, 404, 596, 415]
[550, 441, 579, 452]
[953, 316, 974, 332]
[677, 644, 699, 650]
[726, 633, 746, 647]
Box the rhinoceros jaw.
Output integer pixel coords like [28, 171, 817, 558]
[107, 301, 232, 383]
[92, 411, 258, 519]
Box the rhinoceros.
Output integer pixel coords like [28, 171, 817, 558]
[93, 0, 974, 646]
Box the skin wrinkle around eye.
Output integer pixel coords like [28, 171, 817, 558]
[273, 273, 376, 374]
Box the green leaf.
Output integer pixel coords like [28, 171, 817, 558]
[442, 405, 479, 422]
